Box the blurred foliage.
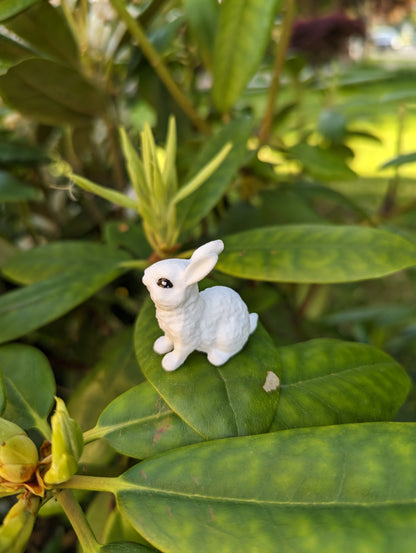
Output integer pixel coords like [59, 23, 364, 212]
[0, 1, 416, 552]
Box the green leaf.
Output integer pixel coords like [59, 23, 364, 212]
[0, 59, 107, 126]
[381, 152, 416, 170]
[0, 140, 48, 167]
[0, 344, 55, 437]
[289, 142, 357, 181]
[103, 221, 152, 259]
[0, 35, 34, 75]
[178, 117, 253, 232]
[212, 0, 277, 112]
[0, 263, 130, 344]
[217, 225, 416, 283]
[2, 241, 131, 285]
[71, 174, 138, 211]
[103, 539, 153, 553]
[117, 423, 416, 553]
[92, 383, 202, 459]
[134, 299, 280, 440]
[69, 327, 144, 432]
[183, 0, 219, 69]
[272, 338, 410, 431]
[173, 142, 232, 204]
[0, 170, 43, 202]
[4, 1, 80, 68]
[0, 0, 39, 21]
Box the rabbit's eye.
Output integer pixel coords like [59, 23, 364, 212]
[157, 278, 173, 289]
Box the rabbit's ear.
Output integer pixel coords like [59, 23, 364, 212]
[183, 240, 223, 285]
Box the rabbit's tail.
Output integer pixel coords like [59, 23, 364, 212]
[249, 312, 258, 334]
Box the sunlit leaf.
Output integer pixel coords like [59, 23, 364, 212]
[217, 225, 416, 283]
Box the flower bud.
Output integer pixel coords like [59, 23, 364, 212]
[44, 397, 83, 486]
[0, 419, 38, 483]
[0, 494, 40, 553]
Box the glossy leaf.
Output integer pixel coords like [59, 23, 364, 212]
[134, 299, 280, 440]
[212, 0, 277, 112]
[0, 170, 42, 202]
[117, 423, 416, 553]
[0, 344, 55, 437]
[272, 338, 410, 431]
[0, 59, 107, 126]
[178, 117, 253, 232]
[92, 383, 202, 459]
[2, 241, 131, 285]
[0, 263, 130, 344]
[217, 225, 416, 283]
[183, 0, 219, 68]
[0, 0, 38, 21]
[4, 1, 79, 67]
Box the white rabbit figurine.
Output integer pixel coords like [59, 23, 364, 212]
[142, 240, 258, 371]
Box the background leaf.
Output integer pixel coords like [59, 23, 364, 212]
[272, 338, 410, 430]
[0, 262, 130, 344]
[118, 423, 416, 553]
[4, 1, 80, 68]
[0, 170, 43, 202]
[0, 0, 39, 21]
[0, 343, 55, 437]
[134, 299, 280, 440]
[288, 143, 357, 181]
[178, 117, 253, 232]
[0, 59, 107, 126]
[212, 0, 277, 111]
[217, 225, 416, 283]
[183, 0, 219, 69]
[2, 241, 131, 285]
[0, 35, 34, 75]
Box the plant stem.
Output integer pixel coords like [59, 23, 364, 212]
[59, 474, 121, 494]
[109, 0, 210, 135]
[55, 489, 100, 553]
[258, 0, 296, 144]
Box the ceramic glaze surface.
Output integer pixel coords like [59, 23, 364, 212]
[142, 240, 258, 371]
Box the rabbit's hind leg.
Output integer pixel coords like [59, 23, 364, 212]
[207, 348, 231, 366]
[154, 335, 173, 354]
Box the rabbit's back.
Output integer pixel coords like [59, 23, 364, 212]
[198, 286, 254, 353]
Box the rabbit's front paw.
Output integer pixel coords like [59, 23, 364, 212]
[162, 351, 184, 371]
[154, 335, 173, 354]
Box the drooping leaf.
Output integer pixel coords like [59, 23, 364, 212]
[272, 338, 410, 431]
[2, 241, 131, 285]
[183, 0, 219, 69]
[0, 261, 130, 344]
[177, 117, 253, 232]
[217, 225, 416, 283]
[117, 423, 416, 553]
[4, 1, 80, 68]
[212, 0, 278, 112]
[92, 383, 202, 459]
[0, 0, 39, 21]
[0, 59, 107, 126]
[0, 344, 55, 437]
[0, 170, 43, 202]
[134, 299, 280, 440]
